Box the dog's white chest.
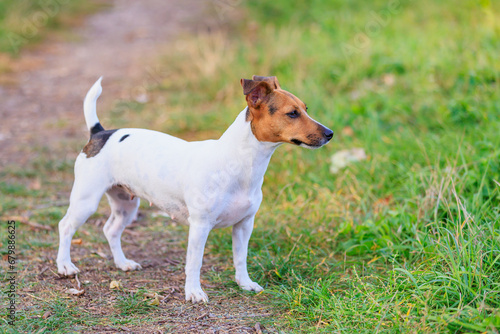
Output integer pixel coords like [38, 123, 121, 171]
[213, 191, 259, 228]
[150, 182, 260, 228]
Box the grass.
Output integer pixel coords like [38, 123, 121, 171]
[1, 0, 500, 332]
[0, 0, 104, 55]
[115, 289, 156, 316]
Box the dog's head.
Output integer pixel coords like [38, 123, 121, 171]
[241, 75, 333, 148]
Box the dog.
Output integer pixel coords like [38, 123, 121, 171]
[56, 75, 333, 302]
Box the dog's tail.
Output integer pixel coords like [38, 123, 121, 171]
[84, 76, 104, 136]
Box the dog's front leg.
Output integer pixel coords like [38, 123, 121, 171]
[184, 220, 211, 303]
[232, 216, 263, 292]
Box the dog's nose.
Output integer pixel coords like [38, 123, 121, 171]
[324, 128, 334, 141]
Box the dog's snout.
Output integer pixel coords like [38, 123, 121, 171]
[324, 128, 334, 141]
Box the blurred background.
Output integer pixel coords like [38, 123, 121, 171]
[0, 0, 499, 332]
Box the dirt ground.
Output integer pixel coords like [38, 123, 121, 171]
[0, 0, 218, 167]
[1, 1, 276, 332]
[20, 215, 275, 333]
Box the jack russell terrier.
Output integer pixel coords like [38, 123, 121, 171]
[56, 75, 333, 302]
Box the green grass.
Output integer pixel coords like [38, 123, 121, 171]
[1, 0, 500, 332]
[115, 290, 156, 316]
[0, 293, 157, 333]
[0, 0, 104, 55]
[120, 0, 499, 331]
[8, 299, 102, 333]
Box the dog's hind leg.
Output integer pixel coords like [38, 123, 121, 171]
[103, 186, 142, 271]
[57, 170, 109, 276]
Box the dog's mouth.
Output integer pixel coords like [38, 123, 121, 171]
[291, 138, 323, 149]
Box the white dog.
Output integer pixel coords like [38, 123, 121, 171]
[56, 76, 333, 302]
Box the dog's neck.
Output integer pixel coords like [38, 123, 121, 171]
[218, 108, 281, 185]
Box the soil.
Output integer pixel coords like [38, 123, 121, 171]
[23, 216, 275, 333]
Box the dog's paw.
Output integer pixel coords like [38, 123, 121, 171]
[116, 259, 142, 271]
[239, 280, 264, 292]
[185, 286, 209, 303]
[57, 262, 80, 276]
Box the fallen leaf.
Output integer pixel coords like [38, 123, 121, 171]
[42, 311, 51, 319]
[71, 238, 82, 245]
[144, 292, 166, 305]
[148, 297, 160, 306]
[330, 148, 367, 174]
[110, 280, 123, 290]
[65, 288, 85, 296]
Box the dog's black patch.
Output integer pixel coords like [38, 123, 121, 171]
[83, 129, 118, 158]
[119, 134, 130, 142]
[268, 104, 277, 115]
[291, 139, 303, 146]
[90, 122, 105, 135]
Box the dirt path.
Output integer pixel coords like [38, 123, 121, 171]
[0, 0, 215, 167]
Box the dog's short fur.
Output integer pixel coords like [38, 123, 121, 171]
[56, 76, 333, 302]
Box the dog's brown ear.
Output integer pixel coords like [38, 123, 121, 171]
[241, 76, 279, 95]
[251, 75, 281, 90]
[241, 78, 260, 95]
[240, 79, 273, 108]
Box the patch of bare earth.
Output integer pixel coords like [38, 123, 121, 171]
[21, 215, 275, 333]
[1, 0, 277, 332]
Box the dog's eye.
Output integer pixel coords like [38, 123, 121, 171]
[287, 110, 300, 118]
